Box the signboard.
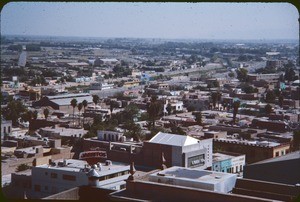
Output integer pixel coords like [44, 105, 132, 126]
[188, 154, 205, 168]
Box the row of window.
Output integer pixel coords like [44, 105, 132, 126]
[219, 165, 243, 173]
[2, 126, 11, 134]
[34, 184, 57, 193]
[45, 172, 76, 181]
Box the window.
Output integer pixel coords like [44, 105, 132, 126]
[62, 174, 76, 181]
[51, 173, 58, 179]
[3, 127, 6, 134]
[275, 151, 279, 157]
[8, 126, 11, 133]
[34, 184, 41, 192]
[240, 165, 243, 172]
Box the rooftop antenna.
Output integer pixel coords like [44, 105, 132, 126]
[161, 152, 167, 170]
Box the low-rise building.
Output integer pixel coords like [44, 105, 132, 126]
[11, 159, 130, 199]
[143, 132, 213, 169]
[212, 152, 246, 175]
[149, 166, 237, 193]
[33, 93, 93, 114]
[1, 119, 12, 140]
[214, 138, 290, 164]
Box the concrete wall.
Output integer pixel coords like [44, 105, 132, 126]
[236, 178, 300, 196]
[1, 151, 74, 175]
[43, 187, 79, 200]
[121, 180, 272, 202]
[31, 166, 89, 195]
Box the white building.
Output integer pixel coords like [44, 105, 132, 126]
[144, 132, 213, 169]
[1, 119, 12, 139]
[97, 130, 125, 142]
[164, 99, 184, 114]
[149, 166, 237, 193]
[30, 159, 130, 198]
[212, 152, 246, 175]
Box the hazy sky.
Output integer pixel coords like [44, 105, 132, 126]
[1, 2, 299, 40]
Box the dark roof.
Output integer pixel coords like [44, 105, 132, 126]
[250, 151, 300, 165]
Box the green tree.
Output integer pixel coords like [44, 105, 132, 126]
[92, 95, 99, 109]
[232, 101, 240, 124]
[187, 106, 196, 112]
[211, 92, 219, 109]
[16, 164, 30, 172]
[70, 98, 77, 126]
[284, 67, 296, 82]
[82, 99, 88, 125]
[43, 108, 49, 120]
[170, 123, 186, 135]
[236, 68, 248, 82]
[265, 104, 273, 115]
[195, 111, 203, 126]
[77, 103, 83, 126]
[265, 91, 276, 103]
[110, 100, 119, 114]
[2, 100, 27, 126]
[228, 72, 235, 78]
[124, 122, 143, 142]
[166, 103, 172, 115]
[147, 96, 163, 127]
[242, 84, 257, 94]
[123, 103, 139, 122]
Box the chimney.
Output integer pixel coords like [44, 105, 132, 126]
[127, 161, 136, 181]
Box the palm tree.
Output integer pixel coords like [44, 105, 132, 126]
[82, 100, 88, 125]
[77, 103, 83, 127]
[211, 92, 218, 109]
[217, 92, 222, 110]
[195, 111, 202, 126]
[110, 100, 119, 114]
[147, 96, 163, 128]
[232, 101, 240, 125]
[70, 99, 77, 126]
[43, 108, 49, 120]
[92, 95, 99, 109]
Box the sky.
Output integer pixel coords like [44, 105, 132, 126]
[1, 2, 299, 40]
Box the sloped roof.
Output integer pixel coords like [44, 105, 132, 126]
[250, 151, 300, 165]
[149, 132, 199, 147]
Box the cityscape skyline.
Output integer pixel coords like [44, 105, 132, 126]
[1, 2, 299, 40]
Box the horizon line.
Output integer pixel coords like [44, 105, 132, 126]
[2, 34, 299, 42]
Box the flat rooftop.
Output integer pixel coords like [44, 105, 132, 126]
[152, 167, 233, 183]
[37, 159, 130, 176]
[216, 138, 281, 147]
[213, 152, 244, 162]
